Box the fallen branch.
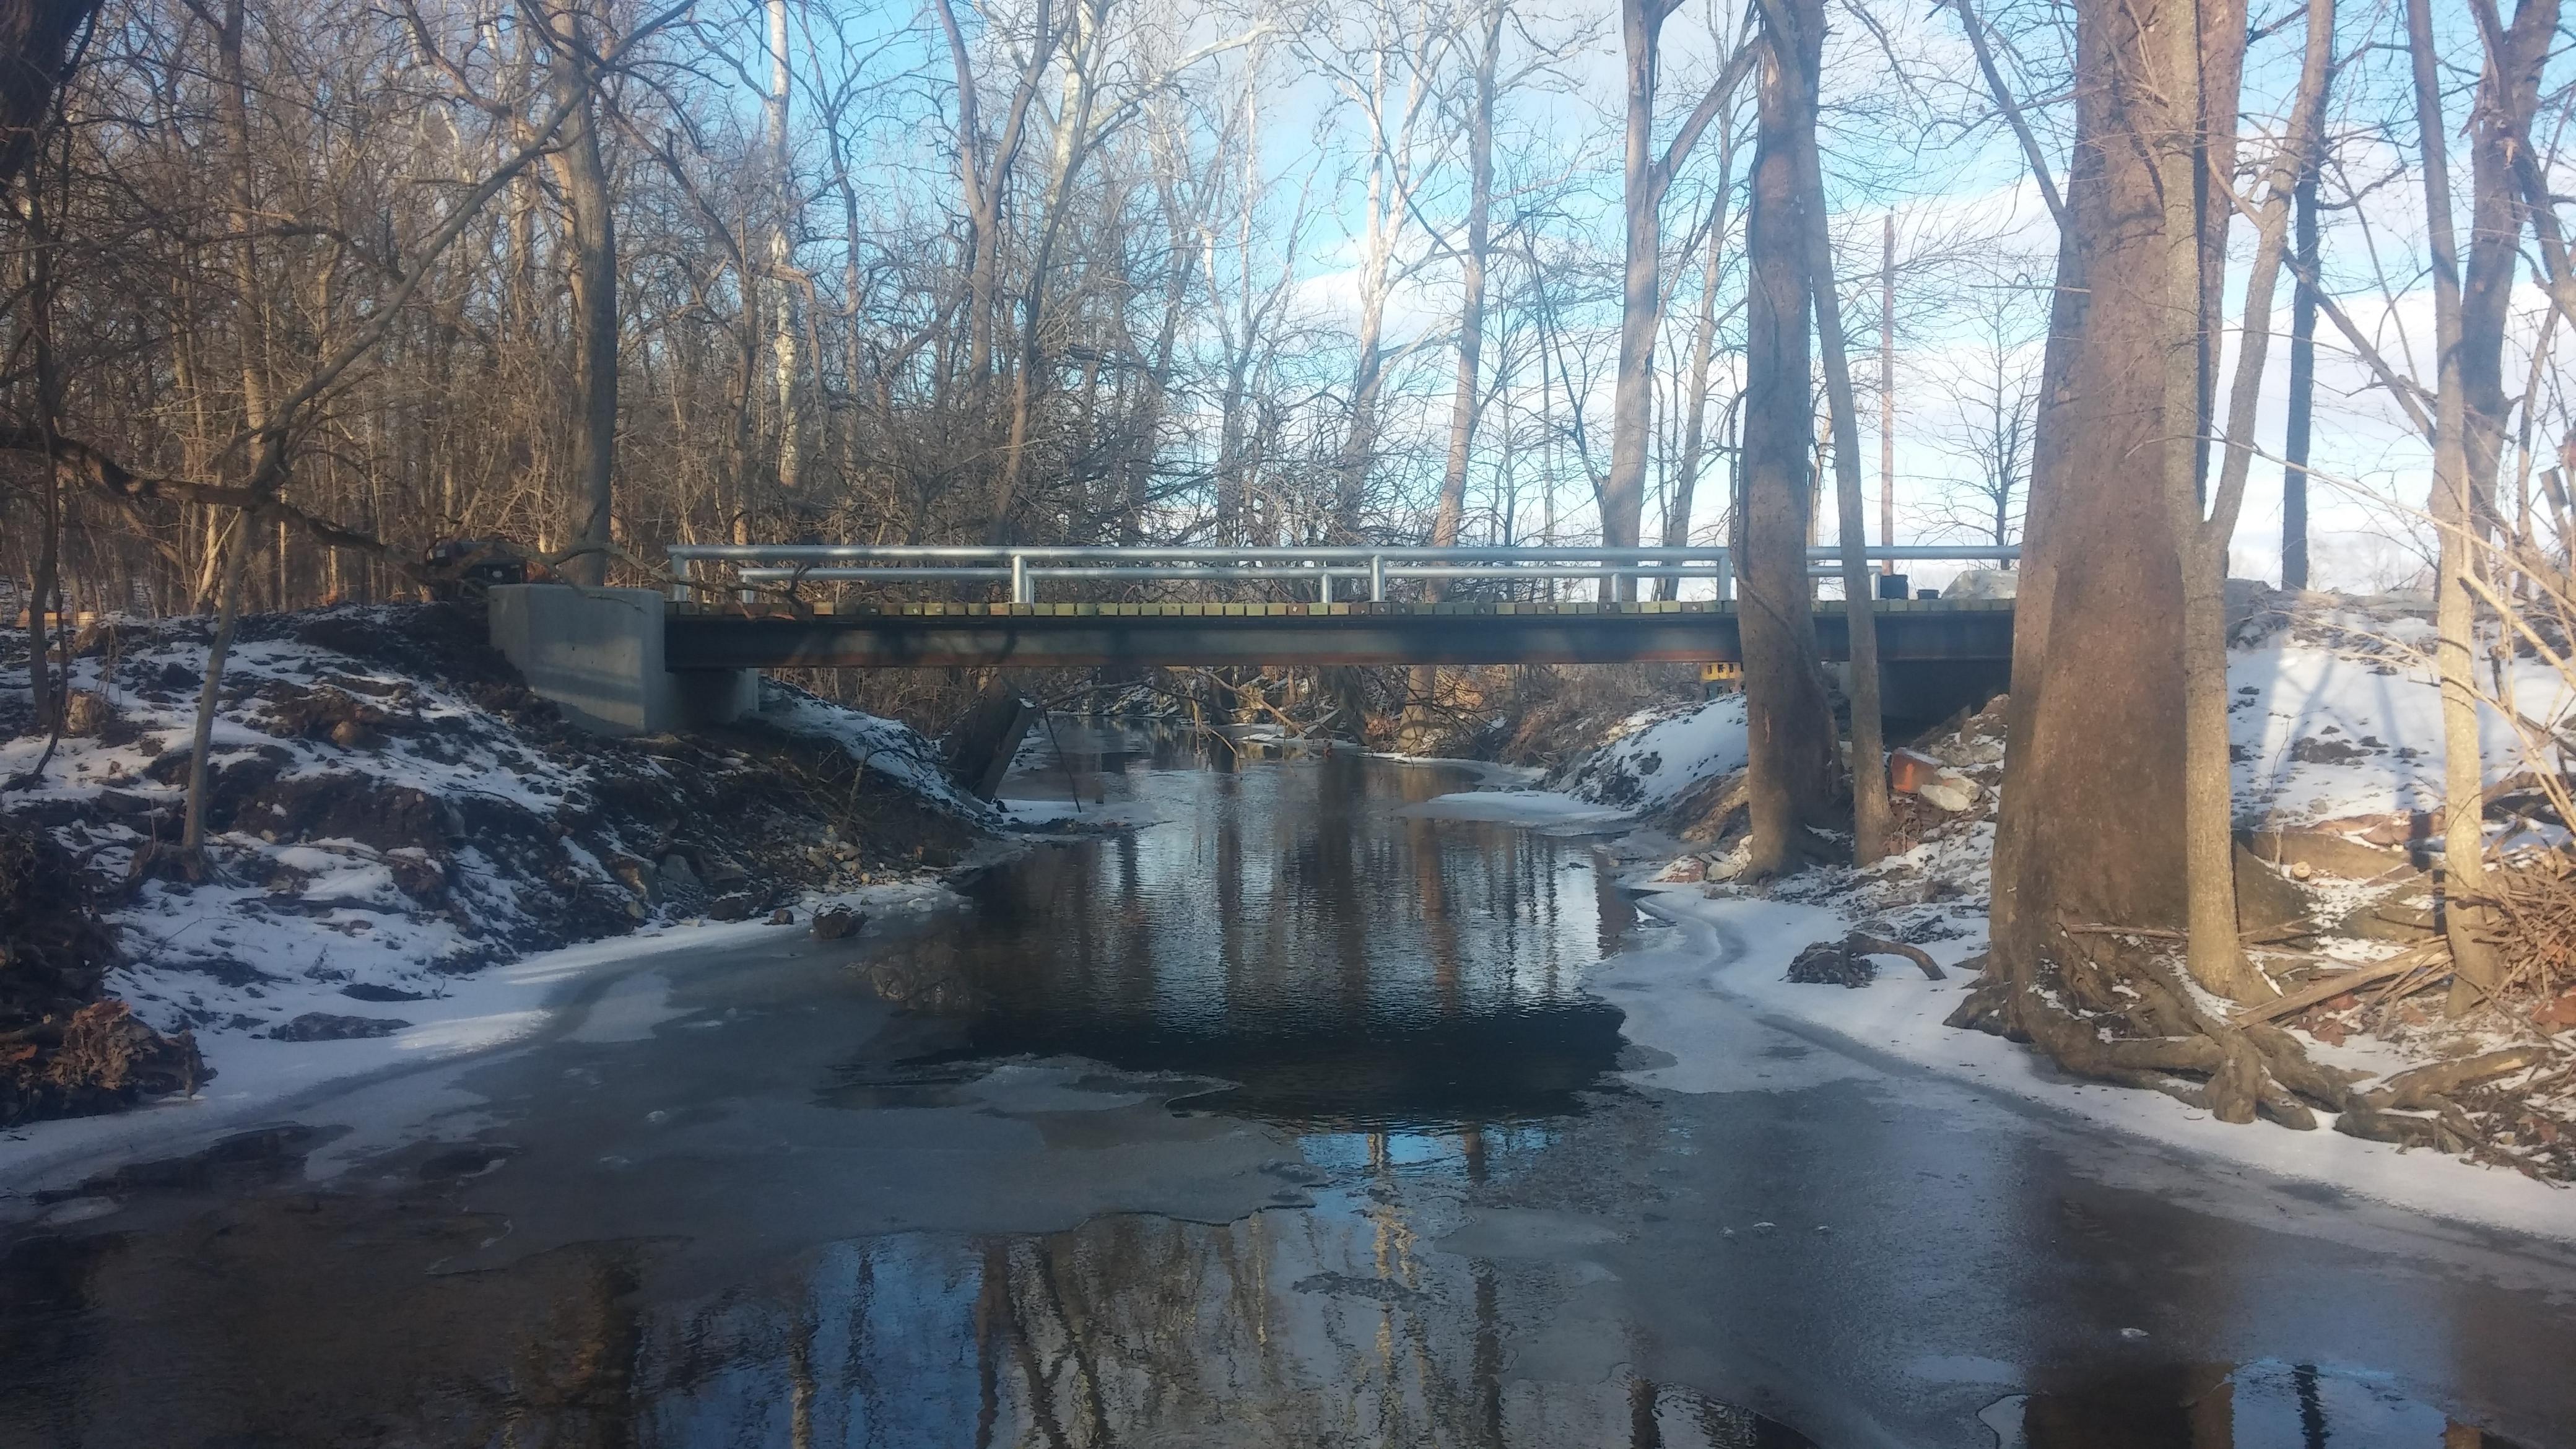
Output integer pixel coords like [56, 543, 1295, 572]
[2364, 1046, 2552, 1111]
[1848, 931, 1945, 980]
[2229, 944, 2446, 1025]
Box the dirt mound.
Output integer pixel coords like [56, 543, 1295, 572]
[0, 824, 204, 1125]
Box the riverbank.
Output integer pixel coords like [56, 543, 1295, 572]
[1419, 586, 2576, 1217]
[0, 602, 993, 1129]
[8, 718, 2575, 1449]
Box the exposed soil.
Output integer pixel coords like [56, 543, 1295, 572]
[0, 823, 203, 1126]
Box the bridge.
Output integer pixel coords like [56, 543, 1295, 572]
[486, 544, 2016, 736]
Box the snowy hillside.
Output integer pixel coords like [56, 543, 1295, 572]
[0, 604, 987, 1082]
[1544, 696, 1750, 811]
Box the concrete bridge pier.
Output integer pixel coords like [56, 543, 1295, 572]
[488, 584, 756, 736]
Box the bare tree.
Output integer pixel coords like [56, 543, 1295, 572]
[1734, 0, 1834, 876]
[1598, 0, 1751, 596]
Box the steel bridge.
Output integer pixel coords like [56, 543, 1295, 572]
[656, 544, 2018, 671]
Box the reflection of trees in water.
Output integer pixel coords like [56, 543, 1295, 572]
[626, 1137, 1803, 1448]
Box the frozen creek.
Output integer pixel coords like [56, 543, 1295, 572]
[1, 723, 2572, 1448]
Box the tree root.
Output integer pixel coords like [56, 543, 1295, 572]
[1972, 923, 2369, 1131]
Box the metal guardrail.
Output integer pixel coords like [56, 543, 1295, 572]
[664, 544, 2019, 605]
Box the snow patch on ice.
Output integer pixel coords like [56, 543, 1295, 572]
[1400, 790, 1635, 830]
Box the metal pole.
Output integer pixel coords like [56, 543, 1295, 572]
[1011, 552, 1030, 604]
[1369, 554, 1386, 603]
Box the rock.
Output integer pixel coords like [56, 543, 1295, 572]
[1941, 568, 2017, 599]
[1786, 939, 1873, 988]
[269, 1012, 409, 1042]
[2224, 577, 2294, 644]
[383, 851, 446, 902]
[2330, 890, 2439, 943]
[768, 908, 794, 925]
[62, 690, 112, 738]
[705, 892, 755, 922]
[2233, 844, 2313, 936]
[328, 719, 382, 750]
[811, 907, 864, 941]
[657, 854, 702, 895]
[1917, 772, 1978, 814]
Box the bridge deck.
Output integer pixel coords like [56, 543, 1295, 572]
[664, 597, 2013, 670]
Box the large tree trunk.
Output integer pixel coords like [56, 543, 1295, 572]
[2406, 0, 2554, 1013]
[0, 0, 99, 191]
[1599, 0, 1666, 588]
[2279, 90, 2325, 591]
[1760, 0, 1890, 864]
[1991, 0, 2235, 976]
[2167, 0, 2323, 1004]
[767, 0, 802, 499]
[547, 0, 616, 586]
[1736, 2, 1837, 877]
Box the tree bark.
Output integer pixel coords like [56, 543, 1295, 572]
[546, 0, 616, 586]
[1993, 0, 2238, 977]
[1758, 0, 1890, 864]
[768, 0, 801, 498]
[2165, 0, 2325, 1003]
[1601, 0, 1665, 581]
[2279, 41, 2329, 593]
[1878, 213, 1894, 574]
[1604, 0, 1750, 599]
[1657, 151, 1735, 601]
[0, 0, 100, 191]
[1737, 0, 1836, 876]
[1409, 0, 1499, 736]
[181, 510, 255, 863]
[2405, 0, 2548, 1012]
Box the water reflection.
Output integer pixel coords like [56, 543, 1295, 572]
[0, 721, 2559, 1449]
[1990, 1360, 2533, 1449]
[634, 1130, 1812, 1449]
[859, 724, 1629, 1129]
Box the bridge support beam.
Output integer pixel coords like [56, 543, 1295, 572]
[489, 584, 756, 736]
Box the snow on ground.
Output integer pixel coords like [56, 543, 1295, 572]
[1607, 885, 2576, 1243]
[1451, 588, 2576, 1233]
[1544, 695, 1749, 811]
[2230, 635, 2570, 825]
[0, 877, 964, 1194]
[749, 681, 991, 818]
[1398, 790, 1635, 830]
[0, 605, 990, 1137]
[1404, 695, 1749, 827]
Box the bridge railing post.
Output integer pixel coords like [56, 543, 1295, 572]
[1010, 552, 1032, 604]
[1369, 554, 1386, 603]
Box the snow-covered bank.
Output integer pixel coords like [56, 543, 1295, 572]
[0, 603, 993, 1130]
[1610, 886, 2576, 1243]
[0, 877, 963, 1196]
[1419, 586, 2576, 1218]
[1402, 694, 1752, 830]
